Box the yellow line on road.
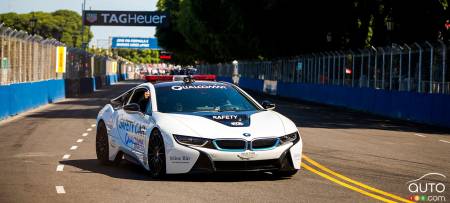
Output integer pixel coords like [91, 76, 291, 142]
[302, 155, 414, 203]
[302, 163, 397, 203]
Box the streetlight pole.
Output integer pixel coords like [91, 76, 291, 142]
[29, 14, 37, 35]
[81, 0, 86, 50]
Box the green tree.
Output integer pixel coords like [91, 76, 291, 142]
[0, 10, 93, 48]
[157, 0, 449, 63]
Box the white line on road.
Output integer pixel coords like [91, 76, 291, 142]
[76, 139, 83, 143]
[414, 133, 426, 138]
[62, 154, 71, 159]
[86, 128, 92, 132]
[82, 133, 88, 137]
[439, 140, 450, 144]
[56, 186, 65, 194]
[91, 124, 96, 127]
[70, 146, 78, 150]
[56, 165, 64, 172]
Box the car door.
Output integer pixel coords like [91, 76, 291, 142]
[110, 89, 134, 145]
[119, 87, 154, 155]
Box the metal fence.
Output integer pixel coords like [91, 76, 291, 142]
[0, 23, 65, 85]
[198, 41, 449, 94]
[0, 23, 135, 87]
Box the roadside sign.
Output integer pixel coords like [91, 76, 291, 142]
[55, 46, 66, 73]
[111, 37, 159, 49]
[83, 10, 169, 27]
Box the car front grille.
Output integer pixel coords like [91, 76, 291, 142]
[251, 138, 279, 150]
[213, 139, 246, 151]
[212, 138, 280, 151]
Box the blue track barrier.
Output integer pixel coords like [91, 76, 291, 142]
[79, 77, 96, 95]
[106, 74, 118, 86]
[237, 78, 264, 92]
[0, 79, 65, 120]
[119, 73, 128, 81]
[217, 76, 232, 83]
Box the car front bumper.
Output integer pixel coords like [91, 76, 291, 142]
[165, 137, 302, 174]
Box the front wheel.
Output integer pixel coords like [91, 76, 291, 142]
[148, 129, 166, 178]
[96, 121, 121, 165]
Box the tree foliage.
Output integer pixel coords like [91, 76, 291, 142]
[156, 0, 449, 63]
[0, 10, 93, 48]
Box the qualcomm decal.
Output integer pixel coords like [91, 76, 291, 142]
[171, 85, 227, 91]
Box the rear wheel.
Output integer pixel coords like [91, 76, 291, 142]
[148, 129, 166, 178]
[96, 121, 121, 165]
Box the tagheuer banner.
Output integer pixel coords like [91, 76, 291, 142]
[83, 10, 168, 26]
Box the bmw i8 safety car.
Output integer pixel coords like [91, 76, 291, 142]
[96, 79, 303, 178]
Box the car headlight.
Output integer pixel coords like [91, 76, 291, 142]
[173, 134, 210, 147]
[279, 132, 300, 145]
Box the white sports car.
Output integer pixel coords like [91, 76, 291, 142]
[96, 80, 303, 178]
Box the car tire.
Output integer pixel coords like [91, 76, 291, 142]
[148, 129, 166, 178]
[272, 169, 298, 178]
[96, 121, 121, 165]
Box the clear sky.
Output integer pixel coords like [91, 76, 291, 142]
[0, 0, 158, 48]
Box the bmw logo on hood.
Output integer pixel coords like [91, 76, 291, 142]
[243, 133, 251, 137]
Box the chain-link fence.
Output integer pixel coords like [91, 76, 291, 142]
[198, 41, 449, 94]
[0, 23, 65, 85]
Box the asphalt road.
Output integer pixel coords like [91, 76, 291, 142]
[0, 80, 449, 203]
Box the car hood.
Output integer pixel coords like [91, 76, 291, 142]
[152, 110, 296, 139]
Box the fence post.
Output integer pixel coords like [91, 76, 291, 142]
[414, 43, 423, 93]
[389, 45, 394, 90]
[340, 51, 346, 86]
[358, 49, 364, 88]
[331, 52, 336, 85]
[398, 45, 403, 91]
[404, 44, 412, 91]
[367, 49, 371, 88]
[378, 47, 386, 89]
[335, 51, 340, 85]
[425, 41, 433, 93]
[371, 46, 377, 88]
[326, 52, 331, 84]
[350, 50, 355, 87]
[438, 40, 446, 94]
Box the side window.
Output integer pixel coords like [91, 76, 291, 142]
[128, 88, 150, 113]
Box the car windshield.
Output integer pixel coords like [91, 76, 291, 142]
[155, 83, 259, 113]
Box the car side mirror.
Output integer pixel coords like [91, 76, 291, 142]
[110, 98, 122, 108]
[261, 100, 276, 110]
[123, 103, 141, 113]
